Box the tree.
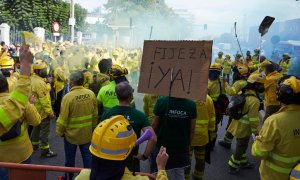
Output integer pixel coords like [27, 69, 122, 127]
[0, 0, 87, 34]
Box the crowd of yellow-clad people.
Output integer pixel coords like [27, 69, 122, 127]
[0, 41, 299, 180]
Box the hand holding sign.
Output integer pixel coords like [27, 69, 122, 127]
[138, 41, 212, 101]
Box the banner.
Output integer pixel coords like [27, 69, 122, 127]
[138, 40, 213, 101]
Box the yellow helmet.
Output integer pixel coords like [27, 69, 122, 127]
[108, 64, 128, 78]
[210, 63, 223, 72]
[32, 59, 47, 70]
[290, 162, 300, 180]
[237, 65, 249, 77]
[0, 56, 14, 69]
[261, 60, 272, 68]
[112, 50, 119, 56]
[283, 53, 290, 58]
[247, 72, 266, 84]
[90, 115, 137, 161]
[282, 76, 300, 94]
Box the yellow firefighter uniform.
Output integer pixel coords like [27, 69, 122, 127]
[143, 94, 159, 124]
[225, 79, 247, 96]
[192, 95, 216, 146]
[252, 105, 300, 180]
[56, 86, 98, 145]
[0, 75, 31, 135]
[185, 95, 215, 180]
[227, 89, 260, 138]
[223, 59, 232, 75]
[0, 93, 41, 163]
[207, 78, 226, 101]
[31, 74, 54, 119]
[264, 71, 283, 107]
[83, 71, 93, 89]
[54, 66, 66, 95]
[7, 76, 17, 92]
[215, 57, 224, 66]
[279, 59, 291, 75]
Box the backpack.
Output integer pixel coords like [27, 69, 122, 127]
[213, 79, 229, 115]
[226, 94, 257, 120]
[0, 121, 22, 141]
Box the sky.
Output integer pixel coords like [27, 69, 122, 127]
[76, 0, 300, 36]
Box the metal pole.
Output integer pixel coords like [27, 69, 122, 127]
[70, 0, 75, 43]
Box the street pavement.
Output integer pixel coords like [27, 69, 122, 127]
[31, 92, 260, 180]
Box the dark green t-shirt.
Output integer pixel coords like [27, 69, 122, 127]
[154, 97, 197, 149]
[102, 105, 150, 137]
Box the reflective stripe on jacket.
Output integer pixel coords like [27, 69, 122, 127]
[56, 86, 98, 145]
[191, 95, 216, 146]
[0, 76, 31, 135]
[228, 90, 260, 138]
[252, 105, 300, 180]
[31, 74, 53, 119]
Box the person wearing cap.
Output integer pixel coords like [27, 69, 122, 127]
[261, 60, 283, 121]
[215, 51, 224, 67]
[0, 56, 17, 92]
[102, 82, 156, 172]
[223, 55, 232, 81]
[56, 70, 98, 180]
[30, 60, 57, 157]
[252, 75, 300, 180]
[279, 53, 292, 75]
[218, 65, 249, 149]
[227, 72, 266, 174]
[75, 115, 168, 180]
[97, 64, 130, 112]
[207, 63, 227, 150]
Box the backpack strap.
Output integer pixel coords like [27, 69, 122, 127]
[218, 78, 223, 95]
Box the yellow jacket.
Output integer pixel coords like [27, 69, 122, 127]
[215, 57, 224, 66]
[0, 93, 41, 163]
[56, 86, 98, 145]
[264, 71, 283, 106]
[191, 95, 216, 146]
[223, 59, 232, 74]
[54, 66, 66, 94]
[143, 94, 159, 124]
[252, 105, 300, 180]
[95, 72, 110, 87]
[31, 74, 53, 119]
[228, 89, 260, 138]
[7, 76, 17, 92]
[0, 76, 31, 136]
[233, 58, 244, 67]
[83, 71, 93, 89]
[225, 79, 247, 96]
[75, 168, 168, 180]
[279, 59, 291, 75]
[207, 78, 226, 102]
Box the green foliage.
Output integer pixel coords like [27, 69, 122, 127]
[0, 0, 87, 34]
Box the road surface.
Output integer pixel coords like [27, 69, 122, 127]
[31, 92, 260, 180]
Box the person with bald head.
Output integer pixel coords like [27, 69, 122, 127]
[101, 82, 157, 172]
